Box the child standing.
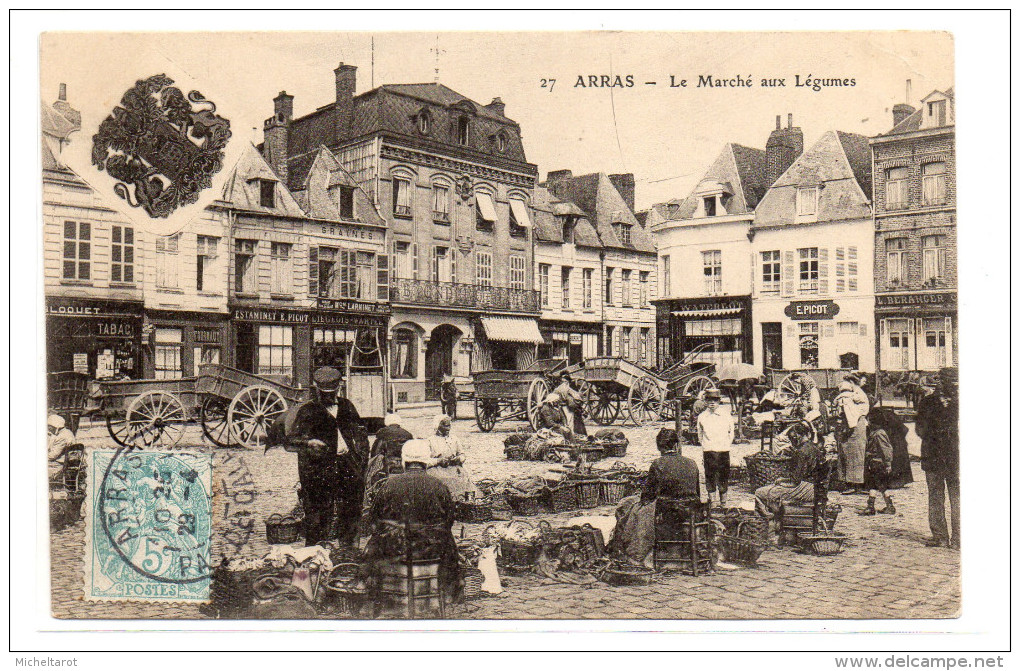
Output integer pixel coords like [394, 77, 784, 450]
[697, 387, 734, 508]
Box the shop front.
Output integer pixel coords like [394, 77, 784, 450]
[656, 296, 752, 368]
[753, 297, 876, 372]
[230, 306, 312, 388]
[142, 310, 230, 379]
[313, 297, 390, 423]
[476, 316, 544, 371]
[875, 292, 957, 372]
[537, 320, 601, 365]
[46, 297, 144, 380]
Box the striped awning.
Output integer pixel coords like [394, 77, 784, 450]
[671, 307, 743, 318]
[480, 317, 544, 344]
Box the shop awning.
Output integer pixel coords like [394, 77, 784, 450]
[475, 192, 498, 222]
[671, 307, 743, 318]
[509, 198, 532, 227]
[480, 317, 544, 344]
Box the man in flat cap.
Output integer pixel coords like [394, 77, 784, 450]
[916, 367, 960, 549]
[290, 366, 369, 546]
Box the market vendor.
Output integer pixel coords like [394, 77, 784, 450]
[365, 439, 461, 603]
[834, 379, 870, 494]
[47, 414, 77, 480]
[536, 393, 574, 439]
[754, 422, 823, 520]
[553, 373, 587, 436]
[609, 428, 702, 567]
[427, 414, 480, 502]
[372, 412, 414, 472]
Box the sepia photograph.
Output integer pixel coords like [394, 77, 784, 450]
[36, 28, 962, 624]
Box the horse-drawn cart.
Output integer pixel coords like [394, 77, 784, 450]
[98, 364, 311, 450]
[472, 359, 567, 432]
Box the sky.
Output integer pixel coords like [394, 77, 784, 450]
[40, 31, 953, 210]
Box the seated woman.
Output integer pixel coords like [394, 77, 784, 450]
[754, 422, 823, 520]
[426, 414, 480, 502]
[536, 393, 574, 440]
[47, 414, 77, 481]
[609, 428, 703, 567]
[552, 373, 587, 437]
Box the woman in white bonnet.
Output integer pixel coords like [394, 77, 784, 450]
[425, 414, 479, 501]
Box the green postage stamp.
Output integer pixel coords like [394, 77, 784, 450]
[84, 449, 212, 602]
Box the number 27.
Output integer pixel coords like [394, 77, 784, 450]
[540, 78, 556, 92]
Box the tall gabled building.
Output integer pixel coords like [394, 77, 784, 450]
[751, 129, 875, 372]
[870, 87, 956, 373]
[262, 66, 541, 404]
[543, 171, 658, 367]
[649, 124, 782, 368]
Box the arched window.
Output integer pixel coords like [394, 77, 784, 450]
[417, 110, 431, 135]
[457, 117, 470, 145]
[496, 131, 509, 153]
[390, 328, 418, 379]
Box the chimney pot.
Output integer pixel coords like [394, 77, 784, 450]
[788, 113, 793, 129]
[775, 115, 781, 130]
[58, 83, 67, 101]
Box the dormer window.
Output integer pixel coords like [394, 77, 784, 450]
[796, 186, 819, 217]
[693, 179, 731, 218]
[703, 196, 716, 217]
[457, 117, 470, 146]
[562, 217, 575, 244]
[418, 112, 431, 135]
[927, 99, 947, 126]
[496, 131, 509, 153]
[259, 179, 275, 208]
[613, 222, 633, 245]
[330, 185, 355, 219]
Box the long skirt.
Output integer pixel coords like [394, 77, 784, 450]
[608, 495, 657, 567]
[754, 480, 815, 519]
[837, 418, 867, 485]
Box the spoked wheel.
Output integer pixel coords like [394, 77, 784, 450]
[201, 396, 236, 448]
[575, 380, 593, 420]
[475, 398, 498, 433]
[777, 374, 802, 406]
[589, 386, 621, 425]
[228, 385, 288, 450]
[628, 376, 665, 426]
[527, 377, 550, 431]
[683, 374, 717, 401]
[125, 391, 188, 449]
[105, 412, 131, 447]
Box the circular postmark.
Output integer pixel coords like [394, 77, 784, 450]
[98, 448, 213, 585]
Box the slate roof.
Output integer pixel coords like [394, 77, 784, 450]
[883, 87, 955, 136]
[544, 173, 656, 254]
[835, 130, 872, 199]
[531, 186, 602, 248]
[221, 143, 306, 217]
[290, 146, 385, 226]
[652, 143, 768, 223]
[287, 81, 529, 164]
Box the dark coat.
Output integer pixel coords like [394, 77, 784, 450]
[868, 406, 913, 486]
[537, 404, 570, 435]
[641, 453, 701, 503]
[915, 392, 959, 476]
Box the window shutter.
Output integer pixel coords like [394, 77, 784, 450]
[412, 243, 419, 279]
[307, 245, 318, 297]
[781, 250, 795, 297]
[786, 324, 797, 338]
[859, 323, 868, 337]
[848, 246, 857, 260]
[750, 251, 757, 297]
[822, 324, 834, 338]
[376, 253, 389, 300]
[451, 250, 457, 284]
[818, 248, 829, 295]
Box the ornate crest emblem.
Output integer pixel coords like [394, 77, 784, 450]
[455, 174, 473, 200]
[91, 74, 231, 219]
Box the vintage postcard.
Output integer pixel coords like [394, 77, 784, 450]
[40, 29, 961, 623]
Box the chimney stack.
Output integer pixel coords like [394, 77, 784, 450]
[775, 115, 781, 130]
[765, 113, 804, 187]
[544, 169, 574, 185]
[334, 63, 357, 141]
[609, 173, 636, 213]
[263, 91, 294, 183]
[892, 79, 916, 127]
[486, 97, 506, 117]
[52, 83, 81, 130]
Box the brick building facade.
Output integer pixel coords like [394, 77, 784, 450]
[870, 88, 957, 372]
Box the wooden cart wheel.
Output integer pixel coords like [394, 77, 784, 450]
[590, 386, 621, 425]
[105, 412, 131, 447]
[228, 385, 288, 450]
[474, 398, 498, 433]
[125, 391, 188, 450]
[527, 377, 550, 431]
[777, 374, 801, 406]
[200, 396, 236, 448]
[628, 376, 664, 426]
[683, 374, 717, 401]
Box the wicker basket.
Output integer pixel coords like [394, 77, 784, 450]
[462, 567, 484, 599]
[599, 479, 630, 505]
[455, 499, 494, 523]
[600, 440, 628, 458]
[498, 538, 540, 572]
[505, 490, 546, 516]
[323, 563, 368, 616]
[745, 452, 793, 489]
[575, 479, 602, 509]
[265, 514, 302, 545]
[547, 482, 578, 512]
[798, 531, 847, 556]
[504, 445, 526, 461]
[717, 534, 768, 566]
